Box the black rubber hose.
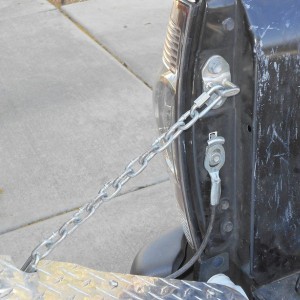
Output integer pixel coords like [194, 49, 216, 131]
[166, 205, 216, 279]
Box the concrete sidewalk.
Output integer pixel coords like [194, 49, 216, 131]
[62, 0, 172, 88]
[0, 0, 179, 273]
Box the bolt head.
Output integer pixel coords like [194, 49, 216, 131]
[208, 59, 223, 74]
[220, 199, 230, 210]
[222, 221, 233, 233]
[209, 152, 221, 166]
[109, 280, 118, 288]
[222, 18, 235, 31]
[213, 155, 220, 163]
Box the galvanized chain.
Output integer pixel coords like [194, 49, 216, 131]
[21, 83, 239, 273]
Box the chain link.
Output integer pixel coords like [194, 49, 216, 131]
[21, 83, 237, 273]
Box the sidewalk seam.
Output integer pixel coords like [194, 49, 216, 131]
[51, 2, 152, 90]
[0, 7, 57, 22]
[0, 178, 169, 236]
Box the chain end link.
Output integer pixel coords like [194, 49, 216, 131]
[21, 253, 40, 273]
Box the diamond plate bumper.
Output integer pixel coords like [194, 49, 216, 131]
[0, 256, 247, 299]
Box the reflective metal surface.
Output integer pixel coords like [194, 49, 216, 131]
[202, 55, 239, 109]
[0, 256, 247, 299]
[204, 132, 225, 206]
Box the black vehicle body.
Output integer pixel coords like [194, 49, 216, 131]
[131, 0, 300, 299]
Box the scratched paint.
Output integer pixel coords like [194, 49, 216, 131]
[242, 0, 300, 283]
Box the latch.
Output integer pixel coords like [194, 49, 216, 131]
[204, 132, 225, 206]
[202, 55, 239, 109]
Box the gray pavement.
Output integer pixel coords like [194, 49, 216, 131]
[0, 0, 54, 21]
[0, 181, 179, 273]
[0, 0, 179, 273]
[62, 0, 172, 88]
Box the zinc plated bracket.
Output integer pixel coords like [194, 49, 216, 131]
[204, 132, 225, 206]
[202, 55, 239, 109]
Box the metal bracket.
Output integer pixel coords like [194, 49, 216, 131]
[202, 55, 239, 109]
[204, 132, 225, 206]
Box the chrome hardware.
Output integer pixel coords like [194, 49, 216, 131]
[202, 55, 240, 109]
[204, 132, 226, 206]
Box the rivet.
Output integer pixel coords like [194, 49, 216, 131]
[222, 18, 235, 31]
[109, 280, 118, 288]
[222, 221, 233, 233]
[220, 199, 230, 210]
